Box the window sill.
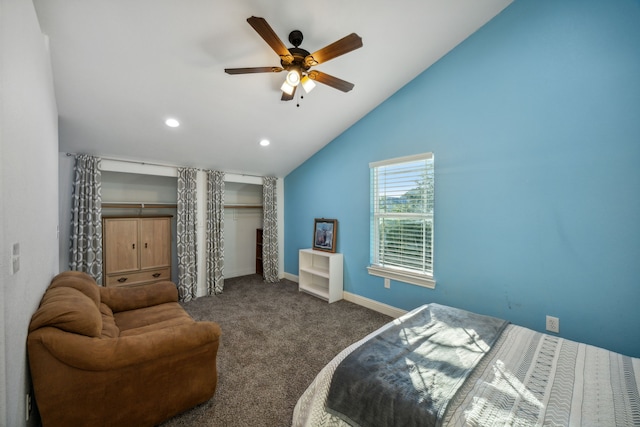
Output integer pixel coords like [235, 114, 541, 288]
[367, 265, 436, 289]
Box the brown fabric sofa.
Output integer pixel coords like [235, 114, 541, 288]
[27, 271, 222, 427]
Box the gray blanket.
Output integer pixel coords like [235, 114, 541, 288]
[325, 303, 509, 427]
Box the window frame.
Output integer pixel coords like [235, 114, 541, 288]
[367, 152, 435, 289]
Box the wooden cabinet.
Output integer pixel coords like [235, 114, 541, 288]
[103, 216, 172, 287]
[299, 249, 343, 303]
[256, 228, 263, 276]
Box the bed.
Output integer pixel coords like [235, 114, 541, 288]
[293, 303, 640, 426]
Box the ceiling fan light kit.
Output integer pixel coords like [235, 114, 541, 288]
[300, 75, 316, 93]
[280, 80, 295, 96]
[224, 16, 362, 102]
[285, 69, 301, 87]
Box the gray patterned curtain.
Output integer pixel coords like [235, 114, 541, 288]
[69, 154, 103, 284]
[177, 168, 198, 301]
[206, 170, 225, 295]
[262, 177, 279, 283]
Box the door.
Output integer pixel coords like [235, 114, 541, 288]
[139, 217, 171, 270]
[104, 218, 139, 274]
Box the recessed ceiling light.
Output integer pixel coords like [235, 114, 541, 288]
[165, 118, 180, 128]
[260, 139, 270, 147]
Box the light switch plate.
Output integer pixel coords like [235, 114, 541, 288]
[11, 242, 20, 275]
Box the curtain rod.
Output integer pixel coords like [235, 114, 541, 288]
[64, 152, 188, 169]
[64, 152, 266, 178]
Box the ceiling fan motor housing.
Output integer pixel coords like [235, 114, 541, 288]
[288, 30, 303, 47]
[281, 31, 312, 73]
[284, 46, 312, 72]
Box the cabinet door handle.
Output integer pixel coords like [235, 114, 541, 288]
[152, 273, 161, 278]
[132, 243, 135, 249]
[145, 243, 148, 248]
[117, 277, 128, 283]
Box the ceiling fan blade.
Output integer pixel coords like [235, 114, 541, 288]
[247, 16, 294, 65]
[281, 85, 296, 101]
[308, 70, 355, 92]
[304, 33, 363, 67]
[225, 67, 284, 75]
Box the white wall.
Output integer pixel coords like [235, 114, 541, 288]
[58, 153, 74, 272]
[101, 171, 177, 203]
[1, 1, 60, 426]
[223, 182, 263, 278]
[222, 207, 263, 277]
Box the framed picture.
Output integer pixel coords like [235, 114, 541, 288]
[313, 218, 338, 253]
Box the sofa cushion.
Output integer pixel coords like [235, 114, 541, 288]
[100, 281, 178, 313]
[100, 303, 120, 338]
[29, 287, 102, 337]
[49, 273, 100, 308]
[115, 302, 193, 336]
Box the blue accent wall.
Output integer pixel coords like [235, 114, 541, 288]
[284, 0, 640, 357]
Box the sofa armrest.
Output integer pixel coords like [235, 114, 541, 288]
[29, 321, 221, 371]
[100, 281, 178, 312]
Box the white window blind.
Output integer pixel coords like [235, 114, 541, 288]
[368, 153, 435, 288]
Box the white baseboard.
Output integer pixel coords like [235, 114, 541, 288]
[284, 272, 298, 282]
[226, 269, 258, 279]
[343, 291, 407, 319]
[283, 272, 405, 318]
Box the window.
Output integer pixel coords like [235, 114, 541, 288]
[368, 153, 435, 288]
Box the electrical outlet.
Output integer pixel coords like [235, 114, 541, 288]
[26, 393, 32, 421]
[384, 278, 390, 289]
[546, 315, 560, 333]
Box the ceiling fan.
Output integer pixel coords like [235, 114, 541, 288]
[224, 16, 363, 101]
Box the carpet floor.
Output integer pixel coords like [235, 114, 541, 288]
[159, 274, 392, 427]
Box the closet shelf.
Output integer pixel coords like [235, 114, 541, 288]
[102, 203, 177, 209]
[103, 203, 263, 209]
[224, 205, 263, 209]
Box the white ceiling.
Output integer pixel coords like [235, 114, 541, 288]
[33, 0, 512, 177]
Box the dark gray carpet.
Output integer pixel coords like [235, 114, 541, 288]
[160, 274, 392, 427]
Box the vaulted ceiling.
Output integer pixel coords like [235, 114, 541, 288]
[33, 0, 512, 177]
